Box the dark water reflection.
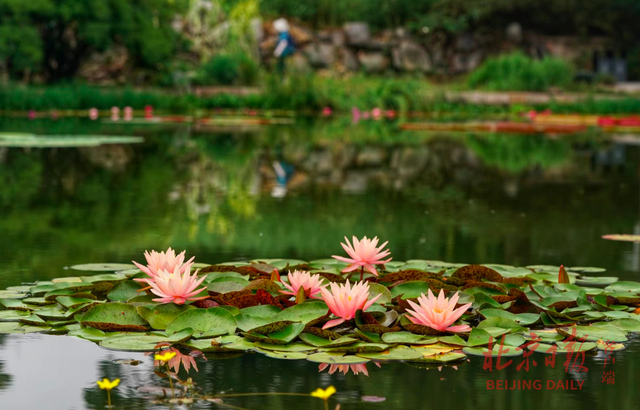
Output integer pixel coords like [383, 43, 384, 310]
[0, 118, 638, 409]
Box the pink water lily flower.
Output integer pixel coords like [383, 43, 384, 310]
[332, 236, 392, 278]
[133, 247, 195, 284]
[318, 362, 381, 376]
[405, 289, 472, 333]
[148, 262, 208, 305]
[320, 280, 381, 329]
[280, 270, 325, 299]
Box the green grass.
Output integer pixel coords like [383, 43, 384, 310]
[467, 52, 574, 92]
[1, 72, 640, 117]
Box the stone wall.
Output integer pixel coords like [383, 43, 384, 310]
[258, 21, 478, 74]
[258, 20, 613, 76]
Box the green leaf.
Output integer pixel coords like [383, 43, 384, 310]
[556, 325, 627, 342]
[299, 333, 359, 348]
[367, 283, 392, 305]
[468, 328, 493, 347]
[357, 346, 424, 361]
[244, 322, 305, 345]
[275, 302, 329, 324]
[306, 352, 370, 364]
[256, 349, 308, 360]
[477, 317, 526, 333]
[605, 281, 640, 293]
[108, 281, 145, 302]
[381, 332, 436, 345]
[254, 342, 316, 352]
[70, 263, 136, 272]
[166, 307, 237, 338]
[80, 302, 150, 332]
[136, 304, 196, 330]
[390, 281, 430, 299]
[319, 342, 390, 354]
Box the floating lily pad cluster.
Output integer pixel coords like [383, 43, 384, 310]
[0, 259, 636, 366]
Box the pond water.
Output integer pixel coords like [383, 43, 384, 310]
[0, 118, 638, 409]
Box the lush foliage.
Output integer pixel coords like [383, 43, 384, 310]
[0, 0, 186, 81]
[467, 52, 574, 92]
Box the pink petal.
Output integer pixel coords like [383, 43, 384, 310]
[322, 318, 346, 329]
[445, 325, 471, 333]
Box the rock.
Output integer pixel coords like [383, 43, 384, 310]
[357, 51, 388, 73]
[339, 48, 359, 72]
[316, 30, 332, 42]
[77, 46, 129, 84]
[332, 31, 345, 47]
[289, 24, 313, 45]
[343, 22, 370, 45]
[305, 150, 334, 174]
[303, 42, 336, 68]
[341, 171, 369, 193]
[396, 147, 429, 177]
[393, 40, 431, 72]
[356, 147, 387, 166]
[337, 145, 357, 168]
[452, 51, 484, 73]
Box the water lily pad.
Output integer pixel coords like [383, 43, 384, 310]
[0, 298, 31, 311]
[100, 329, 193, 352]
[23, 297, 55, 306]
[70, 263, 136, 272]
[414, 352, 467, 363]
[319, 342, 390, 354]
[355, 328, 382, 343]
[243, 322, 305, 344]
[390, 281, 430, 299]
[137, 304, 196, 330]
[357, 346, 424, 361]
[256, 348, 308, 360]
[307, 352, 370, 364]
[381, 332, 437, 345]
[275, 302, 329, 324]
[477, 317, 525, 333]
[0, 322, 48, 334]
[56, 296, 97, 310]
[604, 281, 640, 293]
[556, 325, 627, 342]
[299, 333, 359, 347]
[0, 310, 31, 322]
[597, 341, 626, 351]
[108, 281, 145, 302]
[468, 328, 493, 347]
[80, 302, 149, 332]
[207, 281, 247, 294]
[68, 328, 109, 342]
[438, 335, 468, 346]
[166, 307, 237, 338]
[182, 336, 255, 352]
[367, 283, 392, 305]
[463, 345, 523, 357]
[254, 341, 316, 352]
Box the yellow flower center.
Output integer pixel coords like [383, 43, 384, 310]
[348, 296, 352, 301]
[433, 308, 443, 313]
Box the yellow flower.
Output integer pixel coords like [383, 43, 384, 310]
[155, 351, 177, 362]
[96, 378, 120, 391]
[311, 386, 336, 400]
